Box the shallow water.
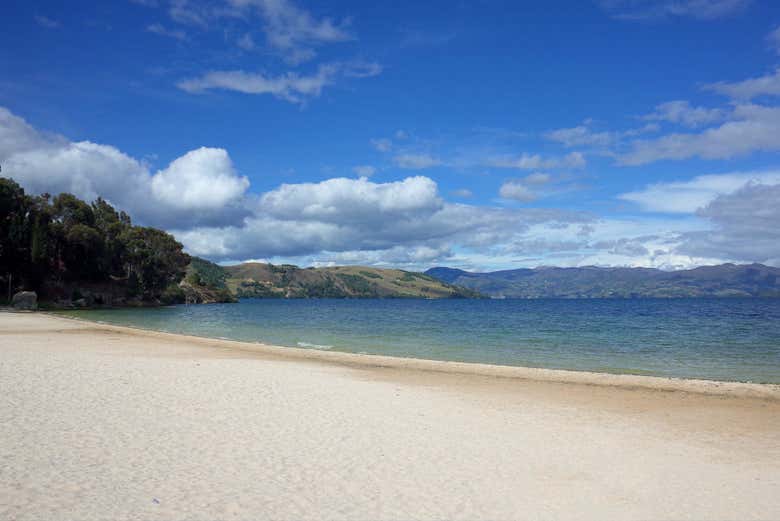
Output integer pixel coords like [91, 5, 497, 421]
[60, 298, 780, 383]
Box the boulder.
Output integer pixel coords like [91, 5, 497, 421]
[73, 298, 89, 308]
[11, 291, 37, 310]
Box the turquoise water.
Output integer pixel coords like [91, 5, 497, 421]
[60, 298, 780, 383]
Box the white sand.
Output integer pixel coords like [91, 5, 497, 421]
[1, 312, 779, 520]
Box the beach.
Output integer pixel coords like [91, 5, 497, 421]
[1, 312, 779, 520]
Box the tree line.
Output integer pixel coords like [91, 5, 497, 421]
[0, 177, 190, 303]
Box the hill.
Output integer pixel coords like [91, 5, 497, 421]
[224, 263, 482, 299]
[425, 263, 780, 298]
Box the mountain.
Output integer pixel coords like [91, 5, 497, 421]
[223, 263, 482, 299]
[425, 264, 780, 298]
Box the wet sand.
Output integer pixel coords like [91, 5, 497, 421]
[1, 311, 779, 520]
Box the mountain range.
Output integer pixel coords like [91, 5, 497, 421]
[424, 264, 780, 298]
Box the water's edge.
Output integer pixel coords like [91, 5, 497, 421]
[46, 312, 780, 400]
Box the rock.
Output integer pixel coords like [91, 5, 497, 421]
[11, 291, 37, 310]
[73, 298, 88, 308]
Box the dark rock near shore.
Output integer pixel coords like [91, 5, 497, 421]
[11, 291, 37, 310]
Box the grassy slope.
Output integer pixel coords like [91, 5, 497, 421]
[224, 263, 481, 299]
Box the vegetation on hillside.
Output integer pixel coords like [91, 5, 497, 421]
[1, 177, 190, 305]
[181, 257, 237, 303]
[225, 263, 483, 299]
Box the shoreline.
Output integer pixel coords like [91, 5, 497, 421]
[3, 311, 780, 520]
[43, 311, 780, 400]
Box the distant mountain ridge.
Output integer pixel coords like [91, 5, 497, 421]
[425, 263, 780, 298]
[221, 262, 481, 299]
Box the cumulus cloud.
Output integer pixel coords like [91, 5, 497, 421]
[151, 147, 249, 210]
[597, 0, 751, 20]
[6, 107, 773, 269]
[178, 61, 380, 103]
[490, 151, 586, 170]
[618, 170, 780, 213]
[393, 153, 442, 169]
[259, 176, 442, 224]
[173, 174, 592, 262]
[618, 104, 780, 165]
[706, 68, 780, 99]
[679, 183, 780, 264]
[0, 107, 250, 229]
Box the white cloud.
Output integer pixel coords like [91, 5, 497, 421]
[618, 170, 780, 213]
[352, 165, 376, 176]
[393, 153, 442, 169]
[499, 181, 536, 202]
[545, 121, 659, 149]
[147, 22, 188, 41]
[706, 68, 780, 99]
[0, 107, 250, 229]
[597, 0, 751, 20]
[680, 183, 780, 264]
[490, 151, 586, 170]
[259, 176, 442, 224]
[619, 104, 780, 165]
[227, 0, 352, 64]
[498, 173, 553, 203]
[644, 100, 725, 127]
[522, 172, 551, 186]
[177, 65, 336, 102]
[544, 125, 614, 147]
[178, 62, 380, 103]
[151, 147, 249, 210]
[174, 175, 592, 263]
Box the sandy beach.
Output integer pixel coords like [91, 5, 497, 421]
[1, 312, 779, 520]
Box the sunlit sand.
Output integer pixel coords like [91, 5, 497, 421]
[2, 312, 779, 520]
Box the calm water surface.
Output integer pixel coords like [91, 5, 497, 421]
[61, 298, 780, 383]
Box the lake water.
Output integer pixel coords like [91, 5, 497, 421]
[60, 298, 780, 383]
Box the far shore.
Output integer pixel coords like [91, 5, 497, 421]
[2, 311, 780, 520]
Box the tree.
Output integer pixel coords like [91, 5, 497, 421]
[122, 227, 190, 299]
[0, 177, 191, 303]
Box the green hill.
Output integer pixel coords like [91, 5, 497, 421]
[224, 262, 482, 299]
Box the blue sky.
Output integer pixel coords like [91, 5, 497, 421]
[2, 0, 780, 270]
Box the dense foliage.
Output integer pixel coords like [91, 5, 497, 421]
[0, 177, 190, 303]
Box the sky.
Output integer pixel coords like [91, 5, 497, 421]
[2, 0, 780, 271]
